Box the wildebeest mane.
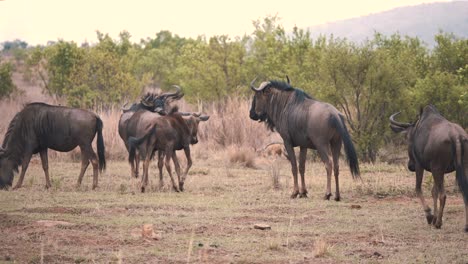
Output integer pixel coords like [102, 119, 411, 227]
[261, 80, 315, 131]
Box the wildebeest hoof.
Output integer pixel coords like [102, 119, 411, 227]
[434, 221, 442, 229]
[426, 214, 434, 224]
[290, 191, 299, 199]
[334, 196, 341, 202]
[464, 226, 468, 233]
[324, 193, 332, 200]
[173, 186, 180, 192]
[179, 183, 185, 192]
[141, 187, 146, 193]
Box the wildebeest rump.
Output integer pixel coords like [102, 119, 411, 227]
[127, 110, 209, 192]
[249, 78, 360, 199]
[390, 105, 468, 232]
[119, 86, 184, 178]
[0, 103, 106, 190]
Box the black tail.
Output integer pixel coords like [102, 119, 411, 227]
[331, 115, 360, 179]
[455, 137, 468, 204]
[128, 125, 156, 164]
[96, 117, 106, 172]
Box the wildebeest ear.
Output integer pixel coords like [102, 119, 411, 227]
[390, 124, 407, 133]
[199, 115, 210, 121]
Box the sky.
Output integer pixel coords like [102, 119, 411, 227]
[0, 0, 453, 45]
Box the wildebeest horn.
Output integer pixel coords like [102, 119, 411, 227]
[121, 102, 131, 111]
[179, 112, 192, 116]
[389, 112, 412, 128]
[286, 75, 290, 84]
[250, 77, 261, 92]
[141, 94, 155, 107]
[193, 112, 201, 117]
[162, 85, 184, 101]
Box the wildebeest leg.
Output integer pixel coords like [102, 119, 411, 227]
[298, 147, 308, 198]
[465, 203, 468, 232]
[284, 142, 299, 198]
[158, 151, 164, 188]
[331, 140, 341, 201]
[39, 149, 51, 189]
[141, 152, 151, 193]
[432, 172, 446, 229]
[164, 148, 180, 192]
[317, 145, 333, 200]
[135, 152, 140, 178]
[130, 152, 139, 178]
[77, 147, 90, 188]
[171, 152, 183, 190]
[13, 152, 33, 190]
[180, 146, 192, 192]
[89, 148, 99, 190]
[415, 166, 433, 224]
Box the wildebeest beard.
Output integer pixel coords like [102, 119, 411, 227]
[249, 97, 275, 131]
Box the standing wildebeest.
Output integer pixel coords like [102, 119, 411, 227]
[249, 78, 360, 199]
[128, 110, 209, 192]
[0, 103, 106, 190]
[390, 105, 468, 231]
[119, 86, 184, 178]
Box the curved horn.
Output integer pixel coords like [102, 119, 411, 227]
[192, 112, 201, 117]
[141, 94, 155, 107]
[161, 85, 184, 101]
[286, 75, 290, 84]
[389, 112, 412, 128]
[121, 102, 131, 111]
[250, 77, 261, 92]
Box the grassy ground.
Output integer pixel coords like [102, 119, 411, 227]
[0, 154, 467, 263]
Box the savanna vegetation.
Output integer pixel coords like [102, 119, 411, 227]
[2, 16, 467, 162]
[1, 16, 467, 263]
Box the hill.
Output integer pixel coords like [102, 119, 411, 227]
[307, 1, 468, 46]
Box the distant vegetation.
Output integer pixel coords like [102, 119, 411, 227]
[1, 16, 467, 162]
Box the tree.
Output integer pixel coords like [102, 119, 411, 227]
[0, 61, 16, 99]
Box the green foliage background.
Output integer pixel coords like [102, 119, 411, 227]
[2, 16, 467, 162]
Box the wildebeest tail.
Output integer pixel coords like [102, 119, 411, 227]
[454, 137, 468, 204]
[128, 125, 156, 164]
[96, 117, 106, 172]
[331, 115, 360, 179]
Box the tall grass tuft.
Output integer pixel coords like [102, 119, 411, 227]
[0, 95, 274, 162]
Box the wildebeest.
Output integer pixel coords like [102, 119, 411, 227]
[119, 86, 184, 178]
[0, 103, 106, 190]
[249, 78, 360, 199]
[390, 105, 468, 231]
[128, 109, 209, 192]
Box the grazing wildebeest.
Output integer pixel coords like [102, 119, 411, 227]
[119, 86, 184, 178]
[0, 103, 106, 190]
[249, 78, 360, 199]
[390, 105, 468, 231]
[128, 110, 209, 192]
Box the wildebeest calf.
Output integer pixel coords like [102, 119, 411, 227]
[119, 86, 184, 178]
[0, 103, 106, 190]
[128, 110, 209, 192]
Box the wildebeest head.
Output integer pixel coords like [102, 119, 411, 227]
[389, 111, 419, 171]
[184, 113, 210, 144]
[122, 85, 184, 115]
[0, 148, 15, 189]
[249, 77, 271, 122]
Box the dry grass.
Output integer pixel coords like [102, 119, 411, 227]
[1, 75, 467, 263]
[0, 159, 466, 263]
[313, 237, 333, 258]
